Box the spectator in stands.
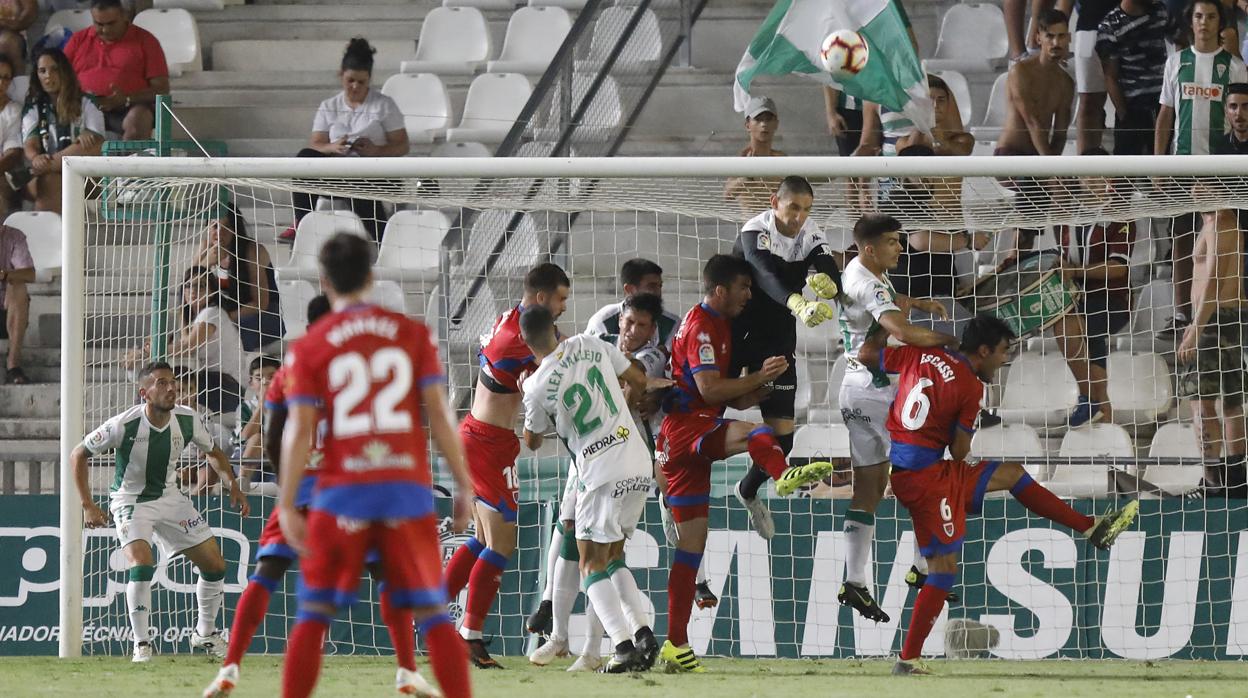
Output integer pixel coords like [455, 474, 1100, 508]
[0, 1, 34, 75]
[281, 38, 409, 244]
[192, 205, 284, 351]
[1096, 0, 1170, 155]
[1218, 82, 1248, 150]
[0, 55, 24, 216]
[1155, 0, 1246, 340]
[0, 221, 32, 384]
[823, 86, 862, 157]
[233, 354, 280, 482]
[1069, 0, 1117, 153]
[1052, 147, 1135, 427]
[20, 48, 103, 213]
[64, 0, 168, 141]
[996, 9, 1074, 158]
[725, 96, 785, 215]
[1005, 0, 1056, 61]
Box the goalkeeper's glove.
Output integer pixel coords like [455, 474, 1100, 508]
[787, 293, 835, 328]
[807, 272, 839, 300]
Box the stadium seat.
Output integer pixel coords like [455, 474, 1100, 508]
[576, 6, 662, 74]
[376, 210, 451, 279]
[1048, 423, 1134, 497]
[380, 73, 451, 144]
[792, 423, 851, 460]
[924, 4, 1009, 73]
[154, 0, 225, 9]
[133, 9, 201, 77]
[432, 141, 492, 157]
[5, 211, 62, 282]
[971, 71, 1010, 142]
[488, 6, 573, 75]
[1106, 351, 1172, 425]
[446, 73, 532, 144]
[277, 279, 320, 338]
[278, 211, 368, 281]
[534, 74, 622, 142]
[529, 0, 587, 7]
[970, 423, 1047, 474]
[997, 351, 1079, 430]
[808, 354, 847, 424]
[1144, 422, 1203, 493]
[933, 69, 973, 127]
[45, 9, 93, 34]
[401, 6, 491, 75]
[443, 0, 514, 9]
[369, 280, 407, 313]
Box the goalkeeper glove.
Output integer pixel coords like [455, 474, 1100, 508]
[787, 293, 835, 328]
[807, 272, 839, 300]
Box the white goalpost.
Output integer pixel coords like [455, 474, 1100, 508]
[58, 155, 1248, 661]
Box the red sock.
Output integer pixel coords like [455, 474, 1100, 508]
[1011, 477, 1094, 532]
[281, 615, 329, 698]
[422, 614, 472, 698]
[380, 589, 416, 671]
[666, 550, 701, 647]
[444, 538, 483, 598]
[224, 579, 273, 666]
[747, 427, 788, 480]
[462, 548, 508, 631]
[900, 581, 950, 661]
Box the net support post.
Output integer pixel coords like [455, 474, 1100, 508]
[59, 159, 88, 658]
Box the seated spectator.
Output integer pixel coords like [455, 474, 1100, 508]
[0, 220, 32, 384]
[725, 96, 785, 215]
[0, 55, 24, 216]
[1053, 148, 1135, 427]
[1216, 82, 1248, 152]
[20, 48, 103, 212]
[193, 205, 284, 351]
[0, 1, 34, 75]
[1096, 0, 1169, 155]
[64, 0, 169, 141]
[233, 354, 279, 479]
[281, 38, 409, 243]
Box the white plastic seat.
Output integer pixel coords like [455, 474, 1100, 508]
[45, 9, 93, 34]
[446, 73, 532, 144]
[279, 211, 368, 281]
[792, 424, 851, 460]
[488, 6, 572, 74]
[970, 422, 1046, 459]
[807, 353, 848, 424]
[933, 69, 973, 127]
[154, 0, 225, 9]
[534, 74, 621, 142]
[443, 0, 514, 9]
[376, 210, 451, 279]
[925, 4, 1009, 73]
[529, 0, 586, 7]
[4, 211, 61, 282]
[369, 280, 407, 314]
[432, 141, 492, 157]
[971, 72, 1010, 142]
[997, 352, 1079, 430]
[576, 6, 661, 74]
[380, 73, 451, 144]
[1048, 423, 1135, 497]
[402, 7, 491, 75]
[1106, 351, 1173, 426]
[277, 280, 320, 339]
[133, 8, 201, 77]
[1144, 422, 1203, 493]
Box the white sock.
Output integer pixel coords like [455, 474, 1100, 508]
[912, 541, 929, 575]
[609, 563, 648, 634]
[127, 579, 152, 645]
[582, 600, 603, 658]
[542, 524, 565, 603]
[584, 574, 631, 647]
[695, 555, 708, 585]
[843, 510, 875, 586]
[196, 576, 225, 636]
[550, 555, 580, 641]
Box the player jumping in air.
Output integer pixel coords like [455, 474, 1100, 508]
[856, 315, 1139, 675]
[277, 233, 474, 698]
[71, 361, 250, 663]
[444, 263, 571, 668]
[658, 254, 835, 672]
[520, 305, 672, 672]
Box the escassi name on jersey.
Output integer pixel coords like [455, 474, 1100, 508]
[919, 352, 956, 382]
[325, 315, 400, 346]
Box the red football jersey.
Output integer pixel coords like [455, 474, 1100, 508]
[285, 303, 444, 519]
[882, 345, 983, 471]
[477, 304, 537, 393]
[666, 302, 733, 418]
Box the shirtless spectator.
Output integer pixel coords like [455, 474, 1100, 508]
[996, 9, 1075, 158]
[64, 0, 170, 141]
[1096, 0, 1170, 155]
[725, 96, 786, 215]
[1005, 0, 1058, 61]
[0, 0, 34, 75]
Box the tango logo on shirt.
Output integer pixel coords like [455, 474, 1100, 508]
[1180, 82, 1224, 101]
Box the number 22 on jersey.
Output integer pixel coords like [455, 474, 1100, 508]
[329, 347, 414, 438]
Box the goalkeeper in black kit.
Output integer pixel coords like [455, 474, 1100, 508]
[732, 175, 842, 503]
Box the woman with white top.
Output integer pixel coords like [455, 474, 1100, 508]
[280, 37, 409, 243]
[20, 47, 103, 213]
[0, 55, 26, 216]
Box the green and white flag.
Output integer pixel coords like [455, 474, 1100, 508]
[734, 0, 933, 133]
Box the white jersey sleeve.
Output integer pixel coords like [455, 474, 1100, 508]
[82, 415, 124, 455]
[1233, 57, 1248, 83]
[188, 409, 216, 453]
[522, 372, 551, 434]
[606, 342, 633, 376]
[1160, 51, 1180, 107]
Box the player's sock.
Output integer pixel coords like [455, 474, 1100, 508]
[666, 549, 700, 647]
[912, 544, 929, 576]
[550, 532, 581, 640]
[583, 571, 630, 645]
[196, 569, 227, 636]
[745, 426, 789, 487]
[461, 548, 509, 635]
[445, 537, 484, 599]
[607, 559, 647, 634]
[900, 573, 954, 661]
[224, 573, 279, 666]
[1009, 474, 1095, 532]
[843, 509, 875, 586]
[379, 584, 417, 672]
[541, 523, 565, 604]
[126, 565, 155, 646]
[420, 613, 471, 698]
[582, 599, 604, 658]
[282, 611, 330, 698]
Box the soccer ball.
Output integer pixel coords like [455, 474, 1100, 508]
[819, 29, 869, 77]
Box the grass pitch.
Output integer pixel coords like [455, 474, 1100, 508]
[0, 655, 1239, 697]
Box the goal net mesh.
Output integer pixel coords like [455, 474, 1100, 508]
[70, 165, 1247, 660]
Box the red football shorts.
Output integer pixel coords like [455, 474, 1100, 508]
[657, 414, 729, 522]
[459, 413, 521, 522]
[298, 511, 444, 609]
[890, 459, 1000, 557]
[255, 507, 297, 561]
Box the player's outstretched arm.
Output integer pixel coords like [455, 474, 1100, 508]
[205, 446, 250, 516]
[263, 407, 288, 476]
[618, 363, 673, 409]
[877, 310, 958, 348]
[70, 444, 110, 528]
[693, 355, 787, 406]
[422, 383, 473, 533]
[278, 404, 317, 552]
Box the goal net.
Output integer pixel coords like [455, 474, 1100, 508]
[60, 155, 1248, 661]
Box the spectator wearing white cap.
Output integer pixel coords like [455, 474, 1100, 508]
[725, 96, 787, 215]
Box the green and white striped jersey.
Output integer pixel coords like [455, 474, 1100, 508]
[1160, 46, 1248, 155]
[82, 404, 215, 505]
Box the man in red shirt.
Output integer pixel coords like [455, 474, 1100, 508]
[65, 0, 169, 140]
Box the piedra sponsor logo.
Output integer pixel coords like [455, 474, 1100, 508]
[582, 426, 630, 460]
